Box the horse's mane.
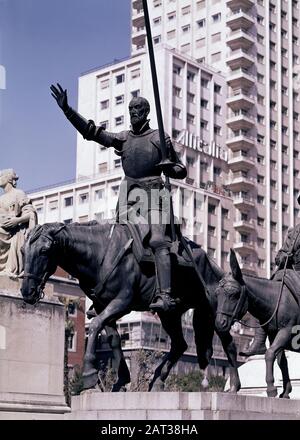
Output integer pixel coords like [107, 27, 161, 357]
[28, 221, 112, 244]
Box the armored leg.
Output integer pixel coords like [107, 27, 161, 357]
[239, 325, 267, 357]
[148, 224, 176, 312]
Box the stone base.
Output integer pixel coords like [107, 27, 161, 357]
[67, 391, 300, 420]
[0, 276, 70, 419]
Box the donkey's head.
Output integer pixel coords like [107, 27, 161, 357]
[215, 249, 248, 332]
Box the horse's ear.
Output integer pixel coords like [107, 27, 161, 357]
[230, 249, 244, 285]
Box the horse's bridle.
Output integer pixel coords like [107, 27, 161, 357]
[216, 285, 248, 326]
[22, 228, 64, 305]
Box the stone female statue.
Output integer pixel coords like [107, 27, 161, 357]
[0, 169, 37, 276]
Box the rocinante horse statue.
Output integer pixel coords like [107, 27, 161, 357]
[215, 249, 300, 398]
[21, 221, 242, 392]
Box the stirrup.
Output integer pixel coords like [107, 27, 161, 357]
[150, 291, 178, 312]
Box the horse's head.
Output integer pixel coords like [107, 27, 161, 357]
[215, 249, 248, 333]
[21, 224, 64, 305]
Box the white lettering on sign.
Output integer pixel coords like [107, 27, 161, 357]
[176, 130, 228, 161]
[0, 325, 6, 350]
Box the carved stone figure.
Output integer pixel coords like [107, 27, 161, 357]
[0, 169, 37, 276]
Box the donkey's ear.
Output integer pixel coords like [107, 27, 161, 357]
[230, 249, 244, 285]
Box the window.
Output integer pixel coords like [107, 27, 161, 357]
[79, 193, 89, 204]
[212, 13, 221, 23]
[187, 113, 195, 124]
[222, 208, 229, 219]
[131, 90, 140, 98]
[187, 71, 195, 81]
[99, 120, 108, 130]
[116, 73, 125, 84]
[114, 159, 121, 168]
[187, 92, 195, 103]
[257, 195, 265, 205]
[257, 114, 264, 124]
[214, 125, 221, 135]
[168, 12, 176, 21]
[173, 86, 181, 97]
[49, 200, 58, 210]
[111, 185, 120, 196]
[35, 204, 43, 214]
[172, 107, 181, 119]
[78, 215, 88, 223]
[167, 30, 176, 40]
[64, 218, 73, 225]
[222, 230, 229, 240]
[115, 116, 124, 126]
[100, 79, 109, 89]
[257, 237, 266, 248]
[182, 24, 190, 33]
[182, 5, 191, 15]
[67, 332, 76, 352]
[95, 189, 104, 200]
[173, 64, 182, 75]
[257, 175, 265, 184]
[200, 119, 208, 130]
[257, 217, 265, 227]
[153, 35, 161, 44]
[131, 69, 140, 79]
[64, 197, 73, 207]
[181, 43, 190, 53]
[211, 32, 221, 43]
[98, 162, 108, 173]
[115, 95, 124, 105]
[207, 248, 216, 258]
[214, 84, 221, 94]
[100, 100, 109, 110]
[197, 18, 206, 28]
[208, 225, 216, 236]
[201, 78, 209, 88]
[153, 17, 161, 25]
[153, 0, 162, 7]
[208, 204, 216, 215]
[196, 38, 206, 48]
[214, 105, 221, 115]
[211, 52, 221, 63]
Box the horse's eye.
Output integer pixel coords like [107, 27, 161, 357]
[40, 247, 50, 255]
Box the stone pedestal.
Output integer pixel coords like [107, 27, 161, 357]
[68, 390, 300, 420]
[0, 276, 70, 419]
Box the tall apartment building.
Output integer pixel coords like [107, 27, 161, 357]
[131, 0, 300, 278]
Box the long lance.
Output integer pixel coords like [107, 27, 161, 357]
[142, 0, 176, 242]
[142, 0, 210, 299]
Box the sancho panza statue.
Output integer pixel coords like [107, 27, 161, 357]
[0, 169, 37, 276]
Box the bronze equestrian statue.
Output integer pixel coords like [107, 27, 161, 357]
[241, 193, 300, 357]
[50, 84, 186, 313]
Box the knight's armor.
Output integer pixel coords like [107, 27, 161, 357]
[63, 106, 187, 311]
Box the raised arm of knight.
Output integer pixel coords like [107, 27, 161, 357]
[50, 83, 123, 151]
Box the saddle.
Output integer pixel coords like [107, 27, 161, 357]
[123, 221, 200, 267]
[272, 269, 300, 306]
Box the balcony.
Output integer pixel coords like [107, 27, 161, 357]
[227, 29, 255, 51]
[227, 68, 255, 89]
[233, 218, 256, 233]
[233, 195, 255, 210]
[226, 0, 255, 9]
[227, 110, 255, 130]
[225, 172, 256, 191]
[227, 90, 255, 111]
[226, 48, 255, 70]
[132, 16, 145, 37]
[239, 261, 257, 275]
[228, 151, 255, 171]
[233, 241, 256, 255]
[226, 133, 255, 151]
[226, 9, 255, 30]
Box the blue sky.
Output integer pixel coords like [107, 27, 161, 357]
[0, 0, 130, 191]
